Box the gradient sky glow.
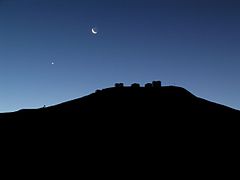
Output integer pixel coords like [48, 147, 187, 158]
[0, 0, 240, 112]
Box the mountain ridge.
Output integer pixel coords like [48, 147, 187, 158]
[1, 84, 239, 174]
[1, 85, 239, 114]
[0, 85, 239, 130]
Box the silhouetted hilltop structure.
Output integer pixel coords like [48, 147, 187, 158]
[0, 82, 239, 130]
[114, 83, 124, 88]
[1, 82, 239, 178]
[114, 81, 162, 88]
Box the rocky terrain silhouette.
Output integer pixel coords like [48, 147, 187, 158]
[0, 82, 239, 130]
[1, 81, 239, 177]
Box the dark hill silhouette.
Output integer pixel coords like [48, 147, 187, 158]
[1, 84, 239, 177]
[0, 84, 239, 130]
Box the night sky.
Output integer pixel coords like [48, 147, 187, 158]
[0, 0, 240, 112]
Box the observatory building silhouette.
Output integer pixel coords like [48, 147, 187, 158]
[114, 81, 162, 88]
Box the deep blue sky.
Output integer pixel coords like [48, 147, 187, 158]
[0, 0, 240, 112]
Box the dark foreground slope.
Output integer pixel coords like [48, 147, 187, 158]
[0, 86, 239, 129]
[1, 86, 240, 177]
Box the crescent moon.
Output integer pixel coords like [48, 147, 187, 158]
[91, 28, 97, 34]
